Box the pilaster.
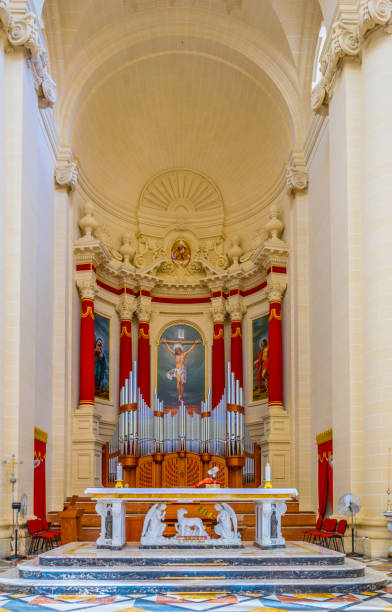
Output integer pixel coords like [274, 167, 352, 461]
[286, 153, 312, 510]
[48, 148, 77, 511]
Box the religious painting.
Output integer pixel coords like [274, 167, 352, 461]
[252, 314, 269, 401]
[94, 313, 110, 400]
[157, 324, 205, 410]
[171, 239, 191, 268]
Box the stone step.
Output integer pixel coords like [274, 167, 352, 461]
[38, 542, 346, 567]
[18, 558, 364, 581]
[0, 567, 386, 595]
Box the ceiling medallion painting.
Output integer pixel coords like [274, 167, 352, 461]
[171, 239, 191, 268]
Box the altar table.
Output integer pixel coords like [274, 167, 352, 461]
[85, 487, 297, 550]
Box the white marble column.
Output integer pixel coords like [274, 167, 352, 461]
[360, 11, 392, 553]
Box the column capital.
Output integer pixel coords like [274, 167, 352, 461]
[76, 272, 97, 301]
[0, 1, 10, 29]
[226, 292, 246, 321]
[137, 293, 152, 323]
[210, 295, 226, 324]
[7, 12, 38, 54]
[360, 0, 392, 37]
[312, 13, 361, 114]
[286, 161, 309, 194]
[266, 278, 286, 303]
[116, 292, 137, 320]
[55, 160, 78, 191]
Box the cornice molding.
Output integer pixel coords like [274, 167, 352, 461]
[312, 1, 392, 114]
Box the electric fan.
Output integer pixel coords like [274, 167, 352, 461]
[7, 493, 27, 561]
[337, 492, 361, 557]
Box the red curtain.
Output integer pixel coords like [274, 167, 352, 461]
[318, 436, 333, 519]
[34, 429, 47, 519]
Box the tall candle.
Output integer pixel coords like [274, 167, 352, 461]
[116, 463, 123, 481]
[388, 448, 391, 489]
[265, 462, 271, 482]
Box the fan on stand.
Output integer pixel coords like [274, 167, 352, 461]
[337, 493, 361, 557]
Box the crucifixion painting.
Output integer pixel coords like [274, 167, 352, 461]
[157, 324, 205, 408]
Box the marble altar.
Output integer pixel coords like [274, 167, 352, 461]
[85, 487, 297, 550]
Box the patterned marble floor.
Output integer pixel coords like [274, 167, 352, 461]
[0, 557, 391, 611]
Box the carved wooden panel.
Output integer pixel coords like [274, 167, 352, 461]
[137, 457, 153, 488]
[162, 455, 179, 487]
[186, 454, 202, 486]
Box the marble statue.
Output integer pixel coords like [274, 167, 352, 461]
[105, 507, 113, 539]
[214, 502, 241, 544]
[140, 503, 167, 545]
[175, 508, 209, 537]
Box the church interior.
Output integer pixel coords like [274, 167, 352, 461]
[1, 0, 392, 609]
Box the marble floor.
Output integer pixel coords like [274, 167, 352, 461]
[0, 554, 391, 611]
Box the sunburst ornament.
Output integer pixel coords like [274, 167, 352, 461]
[138, 169, 224, 237]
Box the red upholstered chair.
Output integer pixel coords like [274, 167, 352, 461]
[303, 516, 322, 542]
[41, 518, 62, 546]
[27, 519, 45, 554]
[319, 518, 338, 548]
[326, 519, 347, 552]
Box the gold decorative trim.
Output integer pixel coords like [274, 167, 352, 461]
[316, 428, 333, 445]
[93, 493, 290, 500]
[34, 427, 48, 444]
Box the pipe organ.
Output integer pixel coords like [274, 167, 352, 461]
[105, 362, 260, 488]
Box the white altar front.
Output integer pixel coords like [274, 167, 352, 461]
[85, 487, 298, 550]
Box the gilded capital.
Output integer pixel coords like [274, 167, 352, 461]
[137, 294, 152, 323]
[55, 161, 78, 191]
[116, 293, 137, 321]
[226, 293, 246, 321]
[209, 296, 226, 324]
[266, 278, 286, 303]
[76, 273, 97, 301]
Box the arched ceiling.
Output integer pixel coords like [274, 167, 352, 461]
[43, 0, 322, 231]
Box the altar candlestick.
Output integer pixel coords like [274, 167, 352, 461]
[116, 463, 123, 481]
[388, 448, 391, 489]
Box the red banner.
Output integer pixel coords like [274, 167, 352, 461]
[318, 437, 333, 518]
[212, 322, 225, 409]
[79, 298, 95, 405]
[138, 321, 150, 405]
[34, 431, 47, 519]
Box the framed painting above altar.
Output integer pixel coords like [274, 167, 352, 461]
[95, 313, 110, 400]
[157, 324, 205, 410]
[252, 314, 269, 401]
